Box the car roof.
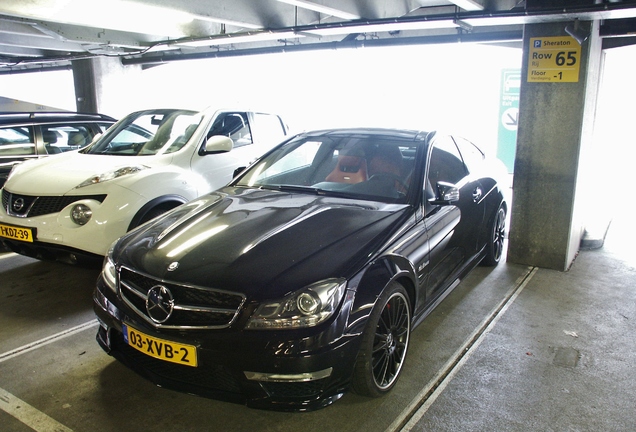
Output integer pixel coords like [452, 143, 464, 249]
[0, 111, 117, 126]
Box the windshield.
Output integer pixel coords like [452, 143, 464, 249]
[84, 110, 202, 156]
[236, 133, 418, 203]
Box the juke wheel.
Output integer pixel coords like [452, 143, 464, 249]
[352, 282, 411, 397]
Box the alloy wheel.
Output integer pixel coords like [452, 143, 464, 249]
[371, 291, 410, 390]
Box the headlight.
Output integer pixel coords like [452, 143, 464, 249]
[101, 242, 118, 292]
[246, 278, 346, 330]
[6, 163, 20, 183]
[75, 165, 146, 189]
[71, 204, 92, 225]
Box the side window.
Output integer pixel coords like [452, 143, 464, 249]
[41, 125, 93, 154]
[208, 112, 252, 147]
[427, 136, 467, 188]
[253, 113, 286, 143]
[453, 136, 484, 173]
[0, 126, 35, 156]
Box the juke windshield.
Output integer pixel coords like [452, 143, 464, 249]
[83, 110, 202, 156]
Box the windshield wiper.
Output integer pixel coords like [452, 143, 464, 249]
[260, 184, 361, 199]
[260, 184, 320, 194]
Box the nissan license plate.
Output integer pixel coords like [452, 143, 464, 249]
[122, 324, 198, 367]
[0, 223, 34, 242]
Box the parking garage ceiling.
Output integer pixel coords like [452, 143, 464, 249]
[1, 0, 636, 73]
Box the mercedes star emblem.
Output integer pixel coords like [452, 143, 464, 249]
[146, 285, 174, 324]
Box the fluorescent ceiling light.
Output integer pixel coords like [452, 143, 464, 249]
[276, 0, 361, 20]
[175, 31, 302, 48]
[306, 19, 458, 36]
[462, 16, 528, 27]
[188, 14, 262, 30]
[51, 0, 262, 34]
[449, 0, 485, 11]
[48, 0, 195, 36]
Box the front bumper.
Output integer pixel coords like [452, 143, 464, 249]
[0, 187, 145, 259]
[1, 237, 102, 264]
[93, 275, 362, 411]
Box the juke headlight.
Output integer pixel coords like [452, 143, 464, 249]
[6, 164, 19, 183]
[75, 165, 146, 189]
[246, 278, 347, 330]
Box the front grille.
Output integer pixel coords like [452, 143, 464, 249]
[111, 330, 242, 394]
[2, 189, 107, 217]
[119, 266, 246, 329]
[1, 189, 9, 211]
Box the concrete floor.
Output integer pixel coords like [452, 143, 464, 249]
[0, 210, 634, 432]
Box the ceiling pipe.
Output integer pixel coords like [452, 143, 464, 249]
[121, 30, 523, 66]
[125, 0, 636, 67]
[3, 1, 636, 73]
[0, 63, 72, 75]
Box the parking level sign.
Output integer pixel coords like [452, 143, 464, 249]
[528, 36, 581, 83]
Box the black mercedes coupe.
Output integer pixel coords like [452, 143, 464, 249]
[93, 128, 508, 411]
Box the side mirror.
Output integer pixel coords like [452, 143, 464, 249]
[428, 181, 460, 205]
[199, 135, 233, 155]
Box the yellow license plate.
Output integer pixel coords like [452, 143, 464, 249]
[0, 223, 34, 242]
[123, 324, 198, 367]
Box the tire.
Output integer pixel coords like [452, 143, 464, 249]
[481, 205, 506, 266]
[351, 282, 411, 397]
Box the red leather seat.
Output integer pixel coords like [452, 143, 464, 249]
[325, 155, 368, 183]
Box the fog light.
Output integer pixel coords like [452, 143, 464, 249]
[71, 204, 92, 225]
[244, 367, 332, 382]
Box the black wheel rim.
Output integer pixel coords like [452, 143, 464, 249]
[492, 207, 506, 261]
[371, 292, 410, 390]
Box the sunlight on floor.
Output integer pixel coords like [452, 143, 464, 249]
[602, 207, 636, 267]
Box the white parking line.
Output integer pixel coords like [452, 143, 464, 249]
[0, 387, 74, 432]
[0, 320, 98, 432]
[0, 320, 99, 364]
[386, 267, 538, 432]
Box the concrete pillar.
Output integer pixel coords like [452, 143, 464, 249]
[72, 56, 140, 115]
[507, 19, 603, 271]
[72, 57, 103, 113]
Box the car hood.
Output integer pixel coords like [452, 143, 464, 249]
[114, 187, 413, 300]
[5, 152, 170, 195]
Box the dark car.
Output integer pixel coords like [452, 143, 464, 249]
[93, 128, 508, 411]
[0, 111, 116, 187]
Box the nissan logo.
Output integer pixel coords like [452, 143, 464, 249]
[12, 197, 25, 212]
[146, 285, 174, 324]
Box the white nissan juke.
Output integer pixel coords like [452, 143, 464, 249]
[0, 107, 289, 263]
